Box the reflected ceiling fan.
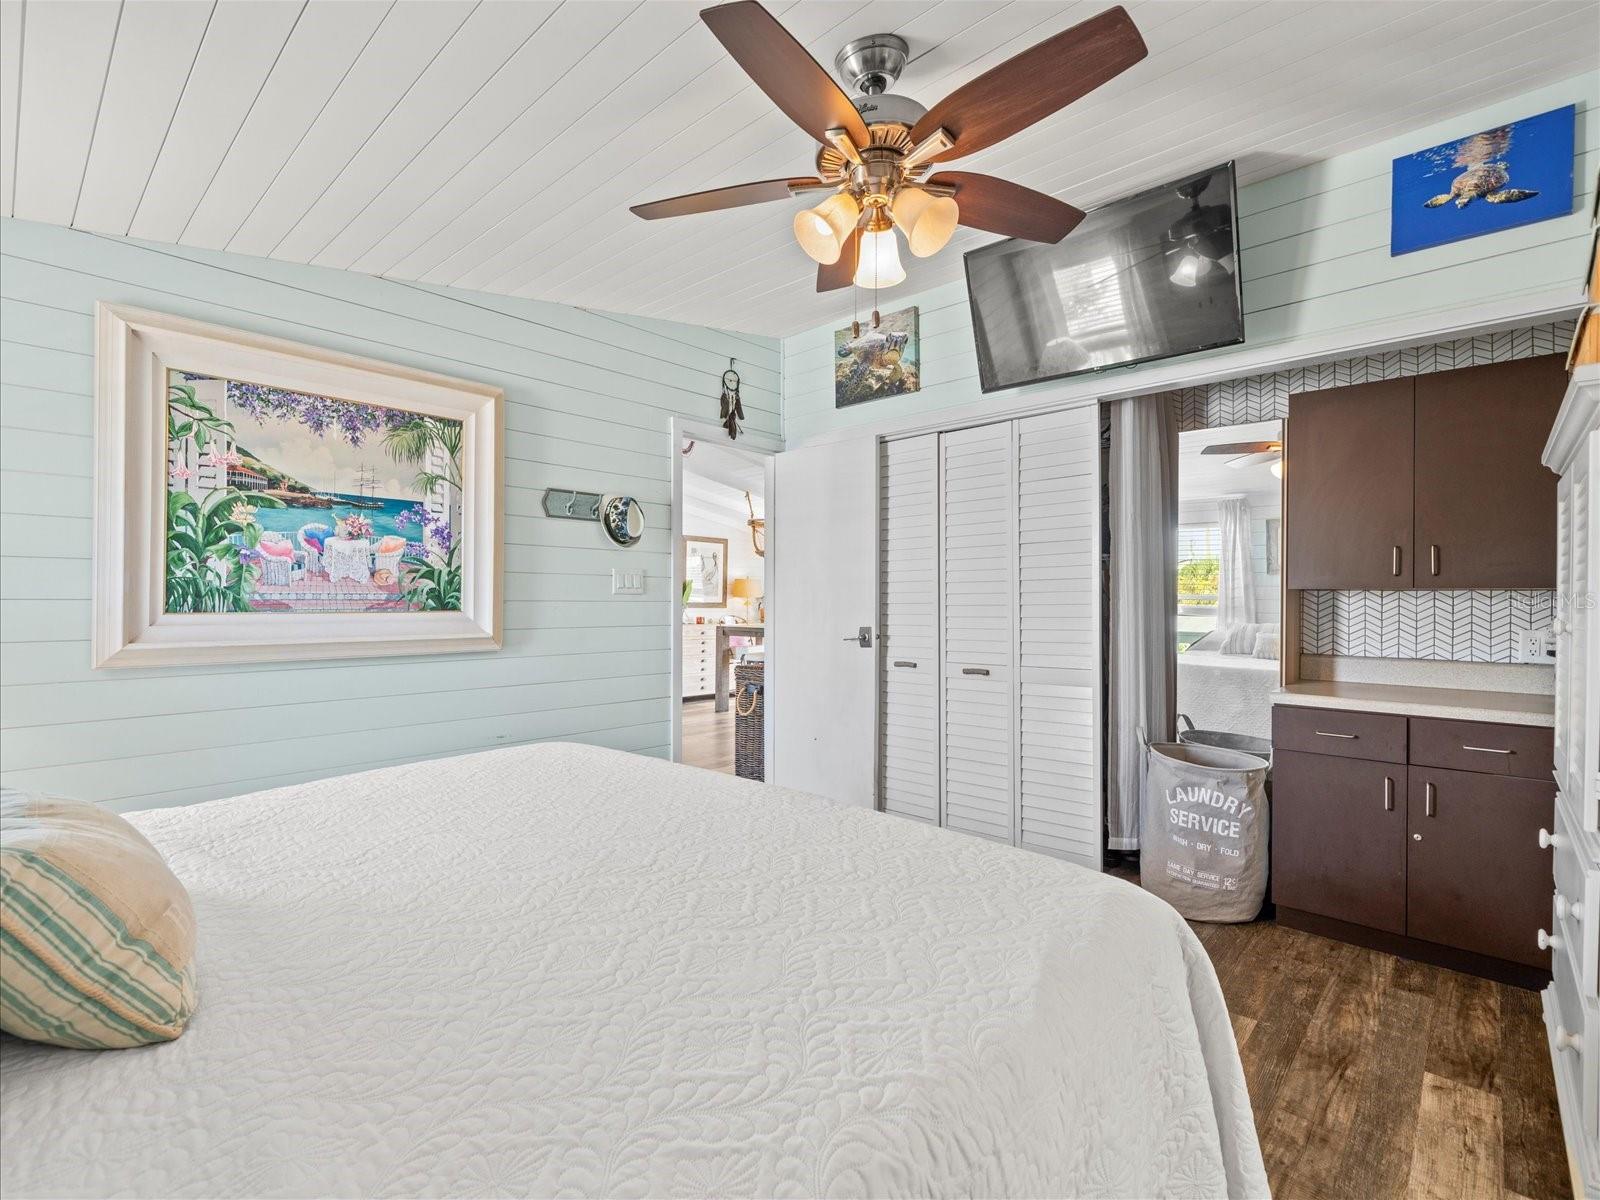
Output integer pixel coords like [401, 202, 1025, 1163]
[1201, 438, 1284, 476]
[630, 2, 1148, 296]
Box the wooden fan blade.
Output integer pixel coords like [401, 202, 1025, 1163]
[911, 6, 1147, 163]
[631, 177, 821, 219]
[927, 172, 1085, 243]
[817, 228, 860, 292]
[1200, 442, 1281, 455]
[702, 1, 869, 147]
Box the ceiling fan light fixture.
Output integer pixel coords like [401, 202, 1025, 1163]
[793, 191, 861, 264]
[853, 221, 906, 289]
[891, 189, 959, 257]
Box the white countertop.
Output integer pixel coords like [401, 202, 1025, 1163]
[1273, 680, 1555, 727]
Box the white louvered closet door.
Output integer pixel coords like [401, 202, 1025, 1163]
[941, 423, 1017, 842]
[878, 435, 939, 824]
[1015, 408, 1102, 868]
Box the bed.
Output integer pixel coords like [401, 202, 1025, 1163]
[0, 743, 1267, 1198]
[1177, 648, 1280, 742]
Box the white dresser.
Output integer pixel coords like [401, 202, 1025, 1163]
[1542, 362, 1600, 1198]
[682, 625, 717, 699]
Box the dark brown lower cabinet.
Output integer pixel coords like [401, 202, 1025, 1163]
[1406, 765, 1556, 968]
[1270, 707, 1555, 985]
[1271, 750, 1406, 934]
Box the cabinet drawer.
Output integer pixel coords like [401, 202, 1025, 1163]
[1272, 705, 1407, 764]
[1554, 803, 1600, 997]
[1409, 717, 1554, 780]
[1548, 944, 1599, 1149]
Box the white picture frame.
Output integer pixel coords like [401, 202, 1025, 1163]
[93, 303, 504, 668]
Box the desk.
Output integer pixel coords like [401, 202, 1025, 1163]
[715, 623, 764, 713]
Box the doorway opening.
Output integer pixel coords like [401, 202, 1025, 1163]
[671, 426, 774, 778]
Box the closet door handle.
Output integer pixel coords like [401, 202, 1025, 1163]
[1430, 544, 1440, 576]
[962, 667, 990, 676]
[893, 660, 917, 669]
[1392, 546, 1402, 576]
[1425, 781, 1436, 818]
[1384, 777, 1395, 812]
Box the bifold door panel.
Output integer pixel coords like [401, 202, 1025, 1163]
[878, 407, 1100, 866]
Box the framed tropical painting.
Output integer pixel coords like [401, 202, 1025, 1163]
[93, 304, 503, 668]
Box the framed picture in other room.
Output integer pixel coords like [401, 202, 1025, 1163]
[1390, 103, 1576, 256]
[683, 536, 729, 608]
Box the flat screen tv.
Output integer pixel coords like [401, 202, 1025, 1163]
[964, 162, 1244, 394]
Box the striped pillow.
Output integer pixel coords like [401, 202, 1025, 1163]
[0, 790, 197, 1049]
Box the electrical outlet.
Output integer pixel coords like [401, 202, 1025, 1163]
[611, 568, 645, 596]
[1516, 628, 1556, 664]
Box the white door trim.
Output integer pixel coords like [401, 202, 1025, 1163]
[669, 418, 780, 771]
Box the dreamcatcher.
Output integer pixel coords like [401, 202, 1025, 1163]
[719, 359, 744, 439]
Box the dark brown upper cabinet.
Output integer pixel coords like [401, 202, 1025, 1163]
[1285, 354, 1564, 590]
[1286, 377, 1415, 589]
[1413, 355, 1564, 589]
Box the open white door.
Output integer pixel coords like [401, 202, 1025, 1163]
[769, 436, 877, 806]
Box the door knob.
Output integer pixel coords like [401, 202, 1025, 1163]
[1538, 928, 1562, 951]
[842, 626, 872, 647]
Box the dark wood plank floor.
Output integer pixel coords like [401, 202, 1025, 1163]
[682, 698, 734, 775]
[1192, 911, 1569, 1199]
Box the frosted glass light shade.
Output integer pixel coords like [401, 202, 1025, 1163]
[852, 227, 906, 289]
[891, 190, 959, 257]
[793, 192, 860, 265]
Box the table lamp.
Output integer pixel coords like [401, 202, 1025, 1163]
[729, 576, 759, 622]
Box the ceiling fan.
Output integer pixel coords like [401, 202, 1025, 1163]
[630, 2, 1148, 295]
[1201, 439, 1284, 476]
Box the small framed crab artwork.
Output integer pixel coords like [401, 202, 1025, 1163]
[93, 304, 503, 668]
[1390, 103, 1575, 256]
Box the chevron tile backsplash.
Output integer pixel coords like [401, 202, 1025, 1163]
[1300, 590, 1555, 662]
[1167, 319, 1576, 432]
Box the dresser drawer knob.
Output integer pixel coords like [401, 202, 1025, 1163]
[1556, 894, 1585, 922]
[1555, 1024, 1583, 1053]
[1538, 928, 1562, 952]
[1539, 828, 1564, 850]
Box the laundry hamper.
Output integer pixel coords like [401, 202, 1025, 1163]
[733, 660, 765, 781]
[1141, 741, 1269, 922]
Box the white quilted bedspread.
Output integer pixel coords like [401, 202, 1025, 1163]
[0, 743, 1267, 1199]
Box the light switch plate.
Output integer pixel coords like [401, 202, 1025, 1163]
[611, 568, 645, 596]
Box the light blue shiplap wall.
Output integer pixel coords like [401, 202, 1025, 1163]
[783, 73, 1599, 444]
[0, 218, 779, 812]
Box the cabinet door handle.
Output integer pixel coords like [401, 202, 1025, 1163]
[1383, 776, 1394, 812]
[1430, 544, 1440, 576]
[1392, 545, 1403, 576]
[1315, 730, 1357, 739]
[892, 660, 917, 669]
[1425, 781, 1436, 817]
[962, 667, 990, 676]
[1462, 745, 1512, 755]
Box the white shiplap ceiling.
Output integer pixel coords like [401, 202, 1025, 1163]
[2, 0, 1596, 337]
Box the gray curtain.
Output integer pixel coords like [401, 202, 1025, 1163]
[1216, 496, 1258, 632]
[1105, 395, 1178, 851]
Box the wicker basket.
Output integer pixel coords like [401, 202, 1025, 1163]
[733, 660, 765, 781]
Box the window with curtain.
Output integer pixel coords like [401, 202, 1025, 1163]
[1177, 522, 1219, 651]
